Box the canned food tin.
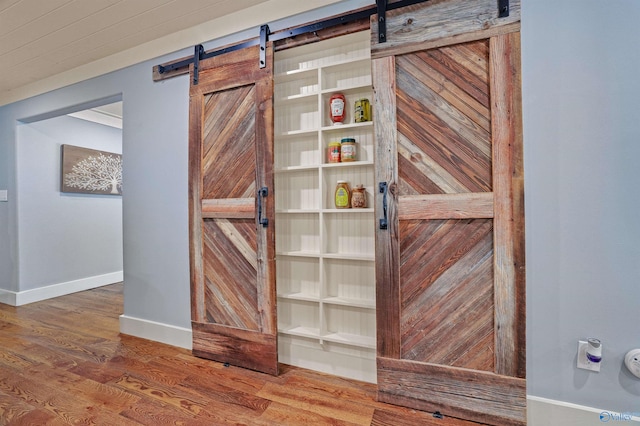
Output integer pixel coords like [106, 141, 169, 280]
[354, 98, 371, 123]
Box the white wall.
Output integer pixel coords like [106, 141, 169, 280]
[16, 115, 123, 292]
[522, 0, 640, 419]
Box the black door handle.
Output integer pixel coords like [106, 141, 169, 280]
[379, 182, 388, 230]
[258, 187, 268, 227]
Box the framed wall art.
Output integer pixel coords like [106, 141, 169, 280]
[61, 144, 122, 195]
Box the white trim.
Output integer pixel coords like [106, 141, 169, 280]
[0, 289, 17, 305]
[528, 395, 640, 425]
[0, 271, 123, 306]
[119, 314, 192, 350]
[68, 109, 122, 129]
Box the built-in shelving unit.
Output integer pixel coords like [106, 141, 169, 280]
[274, 31, 376, 383]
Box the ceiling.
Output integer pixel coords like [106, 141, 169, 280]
[0, 0, 272, 101]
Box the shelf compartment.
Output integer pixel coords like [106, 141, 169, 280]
[275, 99, 319, 134]
[274, 71, 318, 100]
[323, 167, 374, 210]
[321, 58, 372, 93]
[278, 299, 320, 339]
[323, 211, 375, 257]
[277, 256, 319, 300]
[274, 31, 370, 76]
[321, 123, 374, 164]
[324, 258, 375, 307]
[275, 134, 319, 171]
[322, 304, 376, 349]
[321, 88, 372, 128]
[275, 171, 319, 211]
[275, 213, 319, 254]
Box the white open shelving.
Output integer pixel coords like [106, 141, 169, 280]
[274, 31, 376, 383]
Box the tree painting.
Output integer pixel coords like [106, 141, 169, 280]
[61, 145, 123, 195]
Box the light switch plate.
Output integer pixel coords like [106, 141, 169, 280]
[0, 190, 7, 202]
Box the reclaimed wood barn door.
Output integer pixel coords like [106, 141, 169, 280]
[188, 43, 277, 375]
[371, 1, 525, 425]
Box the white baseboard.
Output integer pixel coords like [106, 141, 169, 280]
[0, 288, 17, 305]
[528, 395, 640, 425]
[0, 271, 123, 306]
[119, 314, 192, 350]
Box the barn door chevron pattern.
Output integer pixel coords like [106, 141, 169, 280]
[396, 40, 491, 196]
[372, 0, 524, 424]
[189, 43, 277, 376]
[396, 39, 496, 372]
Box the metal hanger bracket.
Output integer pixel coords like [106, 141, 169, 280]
[193, 44, 204, 85]
[498, 0, 509, 18]
[259, 24, 269, 68]
[376, 0, 388, 43]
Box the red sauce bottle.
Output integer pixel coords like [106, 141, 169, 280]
[329, 93, 346, 125]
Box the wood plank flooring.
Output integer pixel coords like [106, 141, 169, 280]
[0, 283, 486, 425]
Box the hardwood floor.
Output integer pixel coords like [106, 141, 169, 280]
[0, 283, 485, 425]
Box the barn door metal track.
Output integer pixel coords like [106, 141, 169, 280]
[159, 0, 509, 85]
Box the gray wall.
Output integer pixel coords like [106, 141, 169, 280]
[0, 0, 638, 412]
[523, 0, 640, 412]
[16, 115, 123, 291]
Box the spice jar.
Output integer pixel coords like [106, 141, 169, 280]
[340, 138, 357, 162]
[329, 93, 346, 125]
[351, 185, 366, 208]
[334, 181, 351, 209]
[327, 141, 341, 163]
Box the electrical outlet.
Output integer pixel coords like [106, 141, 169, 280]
[0, 190, 7, 202]
[577, 340, 601, 372]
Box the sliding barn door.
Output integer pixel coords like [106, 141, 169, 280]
[372, 1, 525, 425]
[189, 44, 277, 375]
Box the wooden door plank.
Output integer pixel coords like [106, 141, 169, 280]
[372, 55, 401, 360]
[254, 75, 277, 336]
[399, 193, 493, 220]
[192, 322, 278, 376]
[189, 82, 206, 322]
[490, 32, 525, 378]
[370, 0, 521, 59]
[377, 357, 525, 426]
[202, 198, 255, 219]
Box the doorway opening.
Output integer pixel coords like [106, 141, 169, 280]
[15, 97, 124, 305]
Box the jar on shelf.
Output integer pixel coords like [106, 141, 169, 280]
[329, 93, 346, 125]
[354, 98, 371, 122]
[327, 141, 341, 163]
[334, 181, 351, 209]
[340, 138, 357, 162]
[351, 185, 366, 208]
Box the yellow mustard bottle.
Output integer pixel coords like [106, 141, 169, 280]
[334, 181, 351, 209]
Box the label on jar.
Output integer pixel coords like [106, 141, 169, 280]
[335, 181, 351, 208]
[330, 94, 346, 124]
[335, 187, 350, 208]
[328, 143, 341, 163]
[341, 142, 356, 162]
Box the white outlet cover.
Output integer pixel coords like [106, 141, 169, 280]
[0, 190, 7, 202]
[577, 340, 601, 372]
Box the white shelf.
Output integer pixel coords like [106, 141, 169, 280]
[278, 292, 319, 302]
[323, 296, 375, 309]
[277, 251, 374, 261]
[274, 30, 376, 381]
[322, 332, 376, 349]
[279, 326, 320, 340]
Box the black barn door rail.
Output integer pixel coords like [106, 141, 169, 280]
[155, 0, 509, 84]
